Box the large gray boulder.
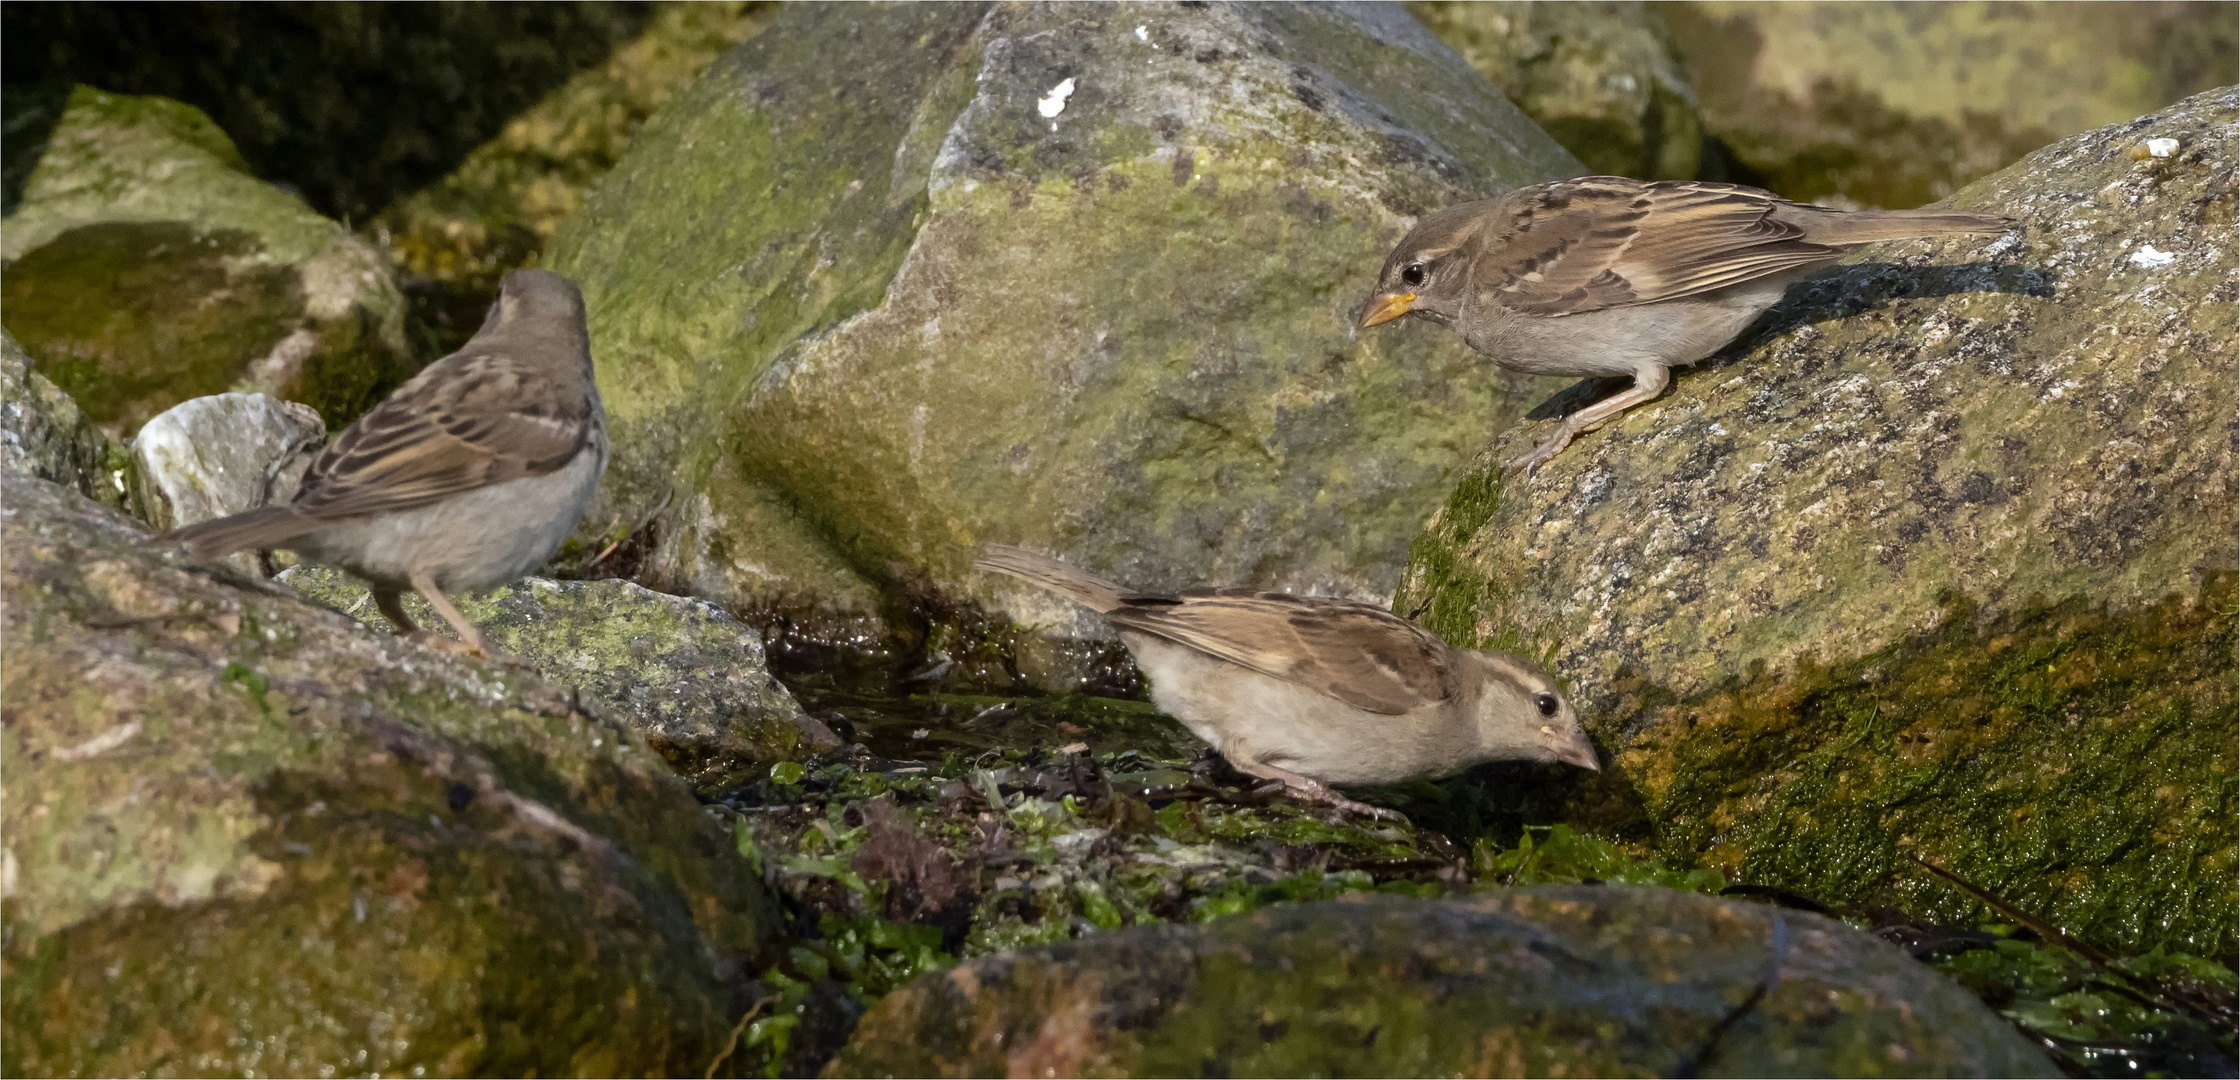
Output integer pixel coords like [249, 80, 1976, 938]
[1398, 88, 2237, 957]
[0, 87, 418, 435]
[831, 887, 2054, 1077]
[547, 1, 1584, 651]
[0, 474, 778, 1077]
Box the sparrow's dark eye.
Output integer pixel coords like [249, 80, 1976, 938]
[1401, 262, 1427, 288]
[1534, 693, 1559, 717]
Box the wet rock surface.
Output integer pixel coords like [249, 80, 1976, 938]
[1398, 88, 2238, 958]
[282, 566, 838, 792]
[831, 886, 2054, 1078]
[0, 475, 778, 1077]
[0, 87, 418, 434]
[548, 1, 1584, 648]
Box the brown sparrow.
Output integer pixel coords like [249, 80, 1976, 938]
[976, 544, 1597, 819]
[1360, 176, 2014, 471]
[166, 269, 606, 656]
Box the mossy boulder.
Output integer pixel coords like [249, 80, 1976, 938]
[1407, 1, 1703, 180]
[547, 1, 1584, 647]
[281, 566, 838, 792]
[830, 886, 2052, 1077]
[0, 86, 417, 435]
[0, 475, 780, 1077]
[374, 1, 780, 352]
[1397, 88, 2238, 958]
[0, 327, 131, 510]
[1662, 2, 2238, 208]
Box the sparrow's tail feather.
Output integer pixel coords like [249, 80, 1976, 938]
[164, 505, 320, 559]
[1792, 207, 2016, 246]
[975, 544, 1130, 612]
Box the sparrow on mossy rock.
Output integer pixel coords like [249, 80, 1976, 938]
[1361, 176, 2014, 472]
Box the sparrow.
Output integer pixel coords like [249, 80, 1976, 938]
[976, 544, 1597, 819]
[165, 268, 607, 657]
[1359, 176, 2015, 472]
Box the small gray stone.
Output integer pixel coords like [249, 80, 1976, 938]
[129, 392, 325, 533]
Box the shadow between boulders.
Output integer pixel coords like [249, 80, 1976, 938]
[0, 3, 654, 220]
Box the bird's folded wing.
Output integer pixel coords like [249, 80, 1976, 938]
[291, 350, 594, 520]
[1105, 590, 1450, 715]
[1482, 177, 1842, 315]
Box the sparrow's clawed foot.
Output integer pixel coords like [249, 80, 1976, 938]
[1246, 769, 1406, 823]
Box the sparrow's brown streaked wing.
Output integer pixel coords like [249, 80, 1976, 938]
[292, 349, 595, 520]
[1106, 590, 1451, 715]
[1478, 177, 1844, 316]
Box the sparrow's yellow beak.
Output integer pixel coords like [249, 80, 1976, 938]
[1359, 291, 1415, 328]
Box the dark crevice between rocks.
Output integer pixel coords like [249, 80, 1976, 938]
[1, 2, 655, 223]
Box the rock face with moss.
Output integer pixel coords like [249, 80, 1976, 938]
[1407, 1, 1703, 180]
[0, 328, 130, 510]
[831, 886, 2052, 1077]
[1398, 88, 2238, 958]
[1661, 2, 2238, 208]
[0, 475, 779, 1077]
[280, 565, 836, 792]
[547, 1, 1584, 647]
[375, 1, 779, 351]
[0, 87, 418, 434]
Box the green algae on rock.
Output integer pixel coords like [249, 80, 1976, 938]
[279, 565, 837, 793]
[828, 886, 2054, 1077]
[0, 87, 417, 434]
[0, 476, 778, 1077]
[547, 1, 1584, 649]
[0, 328, 131, 511]
[1397, 87, 2239, 958]
[1407, 1, 1704, 180]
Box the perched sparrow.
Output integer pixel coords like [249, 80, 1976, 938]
[166, 269, 607, 656]
[1360, 176, 2014, 471]
[976, 544, 1597, 819]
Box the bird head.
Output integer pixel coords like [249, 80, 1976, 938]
[491, 268, 587, 328]
[1359, 200, 1493, 331]
[1462, 649, 1598, 772]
